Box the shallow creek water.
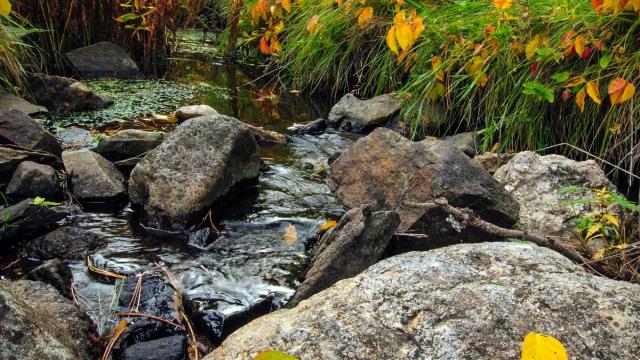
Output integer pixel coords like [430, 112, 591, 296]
[3, 33, 359, 342]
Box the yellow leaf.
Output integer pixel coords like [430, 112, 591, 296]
[395, 21, 414, 51]
[317, 220, 337, 234]
[283, 224, 298, 244]
[521, 332, 568, 360]
[251, 0, 269, 26]
[574, 34, 586, 57]
[592, 248, 606, 260]
[525, 35, 540, 60]
[272, 20, 285, 34]
[386, 26, 399, 54]
[0, 0, 11, 17]
[586, 223, 603, 240]
[356, 7, 373, 28]
[602, 213, 619, 228]
[281, 0, 292, 13]
[254, 350, 298, 360]
[565, 76, 586, 88]
[586, 81, 601, 105]
[427, 82, 446, 101]
[432, 56, 444, 81]
[493, 0, 515, 9]
[306, 14, 321, 33]
[576, 87, 586, 113]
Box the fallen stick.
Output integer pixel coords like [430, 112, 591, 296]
[403, 198, 616, 278]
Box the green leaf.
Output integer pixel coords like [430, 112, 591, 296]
[254, 351, 298, 360]
[599, 52, 612, 69]
[114, 13, 140, 23]
[523, 81, 554, 103]
[551, 71, 570, 83]
[32, 197, 61, 207]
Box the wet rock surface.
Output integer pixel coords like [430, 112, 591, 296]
[129, 115, 260, 230]
[328, 128, 519, 249]
[0, 199, 69, 245]
[21, 226, 104, 261]
[121, 335, 187, 360]
[0, 109, 62, 155]
[27, 259, 74, 298]
[0, 279, 96, 360]
[327, 94, 401, 133]
[6, 161, 60, 200]
[63, 150, 127, 202]
[66, 42, 144, 79]
[208, 242, 640, 360]
[288, 207, 400, 307]
[27, 73, 113, 112]
[95, 129, 164, 161]
[494, 151, 615, 239]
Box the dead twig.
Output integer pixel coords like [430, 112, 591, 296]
[116, 312, 185, 330]
[403, 198, 617, 278]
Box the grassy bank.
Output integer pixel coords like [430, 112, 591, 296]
[231, 0, 640, 188]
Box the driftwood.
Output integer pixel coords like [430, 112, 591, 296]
[245, 124, 289, 144]
[403, 198, 616, 278]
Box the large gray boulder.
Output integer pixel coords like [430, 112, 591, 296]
[129, 115, 260, 230]
[327, 93, 401, 133]
[66, 42, 143, 79]
[494, 151, 615, 240]
[0, 110, 62, 155]
[27, 73, 112, 112]
[288, 207, 400, 307]
[62, 150, 126, 201]
[6, 161, 60, 200]
[0, 280, 96, 359]
[0, 91, 47, 115]
[208, 242, 640, 360]
[94, 129, 164, 161]
[328, 128, 519, 249]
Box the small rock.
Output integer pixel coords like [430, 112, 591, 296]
[65, 42, 144, 79]
[121, 335, 187, 360]
[175, 104, 218, 122]
[288, 118, 326, 134]
[442, 131, 480, 157]
[0, 146, 60, 183]
[0, 91, 47, 115]
[6, 161, 60, 200]
[94, 129, 164, 161]
[0, 280, 97, 359]
[288, 207, 400, 307]
[208, 243, 640, 360]
[119, 274, 177, 322]
[494, 151, 615, 239]
[473, 152, 515, 174]
[327, 93, 401, 133]
[27, 73, 113, 112]
[0, 199, 69, 244]
[27, 259, 73, 298]
[328, 128, 519, 249]
[129, 115, 260, 230]
[62, 150, 126, 202]
[21, 226, 104, 260]
[0, 110, 62, 155]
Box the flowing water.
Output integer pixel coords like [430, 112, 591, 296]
[1, 32, 358, 344]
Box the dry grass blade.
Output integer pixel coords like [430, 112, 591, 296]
[180, 310, 200, 360]
[100, 319, 128, 360]
[87, 257, 127, 279]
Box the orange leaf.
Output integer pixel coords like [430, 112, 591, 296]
[608, 78, 635, 105]
[592, 0, 604, 14]
[259, 36, 272, 55]
[574, 34, 586, 57]
[307, 14, 321, 33]
[565, 76, 586, 88]
[586, 81, 601, 105]
[356, 7, 373, 28]
[493, 0, 515, 9]
[386, 26, 399, 54]
[576, 87, 586, 112]
[251, 0, 269, 26]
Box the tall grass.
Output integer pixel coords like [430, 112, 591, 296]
[0, 10, 39, 92]
[234, 0, 639, 189]
[13, 0, 204, 75]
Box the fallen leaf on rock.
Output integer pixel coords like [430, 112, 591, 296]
[283, 224, 298, 244]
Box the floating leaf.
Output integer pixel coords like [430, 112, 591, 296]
[608, 77, 636, 105]
[586, 81, 602, 105]
[356, 7, 373, 28]
[493, 0, 515, 9]
[254, 350, 298, 360]
[521, 332, 568, 360]
[0, 0, 11, 17]
[283, 224, 298, 244]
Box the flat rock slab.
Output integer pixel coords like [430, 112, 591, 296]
[327, 93, 401, 133]
[0, 110, 62, 155]
[62, 150, 126, 202]
[95, 129, 164, 161]
[328, 128, 519, 248]
[129, 114, 260, 230]
[66, 42, 143, 79]
[208, 242, 640, 360]
[0, 91, 47, 115]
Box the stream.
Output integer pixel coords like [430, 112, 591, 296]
[1, 32, 358, 346]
